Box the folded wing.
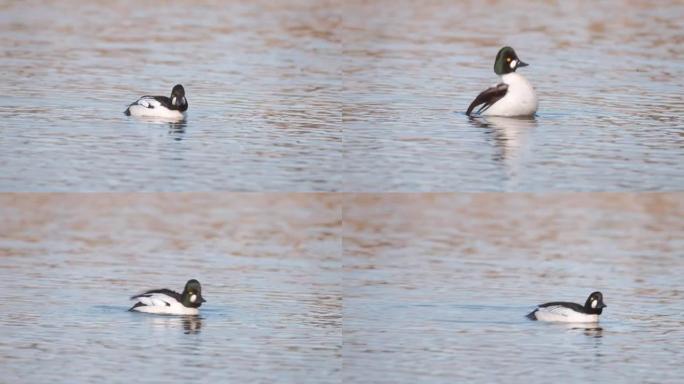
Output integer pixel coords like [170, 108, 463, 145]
[538, 301, 584, 313]
[129, 96, 163, 109]
[130, 289, 182, 306]
[466, 83, 508, 116]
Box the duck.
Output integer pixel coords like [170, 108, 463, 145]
[129, 279, 205, 315]
[526, 291, 606, 322]
[124, 84, 188, 119]
[466, 47, 537, 117]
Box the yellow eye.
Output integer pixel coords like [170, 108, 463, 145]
[507, 57, 511, 62]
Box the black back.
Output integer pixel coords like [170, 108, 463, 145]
[538, 301, 586, 312]
[130, 288, 182, 301]
[153, 96, 175, 109]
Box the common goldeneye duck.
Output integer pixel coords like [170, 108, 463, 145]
[466, 46, 538, 117]
[526, 291, 607, 323]
[129, 279, 206, 315]
[124, 84, 188, 120]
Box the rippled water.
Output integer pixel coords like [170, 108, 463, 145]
[2, 0, 683, 382]
[2, 1, 682, 192]
[343, 194, 684, 383]
[0, 194, 341, 383]
[341, 1, 684, 191]
[0, 1, 341, 191]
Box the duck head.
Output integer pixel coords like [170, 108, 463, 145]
[494, 46, 528, 75]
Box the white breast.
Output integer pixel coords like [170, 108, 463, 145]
[131, 293, 199, 315]
[534, 306, 599, 323]
[483, 73, 538, 117]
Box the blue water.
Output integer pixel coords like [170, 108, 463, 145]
[343, 193, 684, 383]
[0, 194, 341, 383]
[340, 1, 684, 191]
[1, 1, 682, 191]
[0, 1, 341, 191]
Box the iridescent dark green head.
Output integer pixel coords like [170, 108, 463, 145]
[493, 46, 528, 75]
[181, 279, 206, 308]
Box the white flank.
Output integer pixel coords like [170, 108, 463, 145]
[131, 293, 199, 315]
[482, 72, 538, 117]
[126, 96, 185, 120]
[534, 306, 599, 323]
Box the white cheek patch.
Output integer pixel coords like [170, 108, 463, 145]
[591, 299, 598, 308]
[190, 294, 197, 303]
[172, 97, 177, 105]
[510, 59, 517, 69]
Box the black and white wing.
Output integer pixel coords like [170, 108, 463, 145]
[538, 301, 584, 313]
[129, 288, 181, 309]
[124, 96, 173, 115]
[537, 305, 574, 318]
[466, 83, 508, 116]
[527, 301, 584, 320]
[135, 95, 159, 108]
[130, 288, 182, 301]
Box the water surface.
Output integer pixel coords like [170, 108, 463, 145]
[343, 194, 684, 383]
[3, 1, 682, 192]
[341, 1, 684, 191]
[0, 1, 341, 191]
[0, 194, 341, 383]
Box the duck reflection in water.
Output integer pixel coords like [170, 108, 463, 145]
[182, 315, 202, 335]
[564, 323, 603, 338]
[133, 116, 187, 141]
[149, 315, 203, 334]
[468, 115, 537, 182]
[168, 120, 187, 141]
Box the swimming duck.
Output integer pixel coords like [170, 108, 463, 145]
[466, 47, 537, 117]
[526, 291, 607, 323]
[129, 279, 205, 315]
[124, 84, 188, 119]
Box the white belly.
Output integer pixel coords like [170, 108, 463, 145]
[534, 307, 599, 323]
[483, 73, 538, 117]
